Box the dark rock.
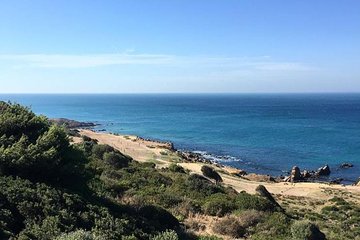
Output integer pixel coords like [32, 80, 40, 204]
[316, 165, 331, 176]
[179, 151, 212, 164]
[302, 170, 311, 179]
[51, 118, 98, 129]
[235, 169, 247, 176]
[330, 178, 343, 184]
[283, 176, 291, 182]
[255, 185, 283, 210]
[201, 165, 223, 184]
[290, 166, 302, 182]
[340, 163, 354, 169]
[353, 178, 360, 186]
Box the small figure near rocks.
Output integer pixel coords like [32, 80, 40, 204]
[340, 163, 353, 169]
[316, 165, 331, 176]
[290, 166, 302, 182]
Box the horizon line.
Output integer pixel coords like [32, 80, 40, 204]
[1, 92, 360, 95]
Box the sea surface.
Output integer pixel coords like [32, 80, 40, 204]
[1, 93, 360, 183]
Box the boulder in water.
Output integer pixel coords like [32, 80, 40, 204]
[316, 165, 331, 176]
[340, 163, 353, 169]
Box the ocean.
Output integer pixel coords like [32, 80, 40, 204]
[1, 93, 359, 183]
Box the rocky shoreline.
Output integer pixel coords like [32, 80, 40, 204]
[65, 119, 359, 186]
[177, 150, 359, 185]
[51, 118, 99, 129]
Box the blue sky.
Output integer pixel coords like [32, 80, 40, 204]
[0, 0, 359, 93]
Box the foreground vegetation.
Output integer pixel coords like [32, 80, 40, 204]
[0, 101, 350, 239]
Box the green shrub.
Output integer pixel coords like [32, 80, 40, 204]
[103, 152, 130, 169]
[235, 192, 275, 212]
[82, 135, 93, 142]
[0, 125, 70, 182]
[321, 205, 339, 213]
[157, 193, 183, 208]
[197, 236, 223, 240]
[203, 193, 234, 216]
[151, 230, 179, 240]
[182, 174, 224, 200]
[91, 144, 114, 159]
[168, 163, 185, 173]
[251, 212, 291, 239]
[291, 220, 326, 240]
[138, 205, 180, 231]
[0, 176, 137, 239]
[141, 162, 157, 168]
[0, 102, 49, 143]
[56, 230, 101, 240]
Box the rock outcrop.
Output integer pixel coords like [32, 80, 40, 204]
[316, 165, 331, 176]
[255, 185, 283, 211]
[302, 170, 311, 178]
[290, 166, 301, 182]
[179, 151, 212, 164]
[51, 118, 98, 129]
[284, 165, 333, 183]
[353, 178, 360, 186]
[340, 163, 354, 169]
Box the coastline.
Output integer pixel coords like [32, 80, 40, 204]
[75, 129, 360, 201]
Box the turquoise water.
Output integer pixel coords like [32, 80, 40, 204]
[1, 94, 359, 183]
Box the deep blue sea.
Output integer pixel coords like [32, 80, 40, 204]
[1, 94, 359, 183]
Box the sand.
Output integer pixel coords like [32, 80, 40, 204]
[76, 129, 360, 202]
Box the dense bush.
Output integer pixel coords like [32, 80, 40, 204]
[0, 102, 73, 182]
[103, 152, 130, 169]
[138, 205, 180, 231]
[183, 174, 224, 199]
[91, 144, 114, 159]
[168, 163, 186, 173]
[251, 212, 291, 239]
[291, 221, 326, 240]
[55, 230, 101, 240]
[0, 102, 49, 143]
[0, 176, 138, 239]
[151, 230, 179, 240]
[203, 193, 235, 216]
[197, 236, 223, 240]
[235, 192, 276, 212]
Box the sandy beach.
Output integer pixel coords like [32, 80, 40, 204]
[77, 129, 360, 204]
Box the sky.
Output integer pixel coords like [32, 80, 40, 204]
[0, 0, 360, 93]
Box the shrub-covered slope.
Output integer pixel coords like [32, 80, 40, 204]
[0, 102, 327, 240]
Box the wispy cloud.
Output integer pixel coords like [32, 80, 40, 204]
[0, 53, 175, 68]
[0, 53, 313, 72]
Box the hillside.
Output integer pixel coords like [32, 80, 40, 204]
[0, 102, 358, 239]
